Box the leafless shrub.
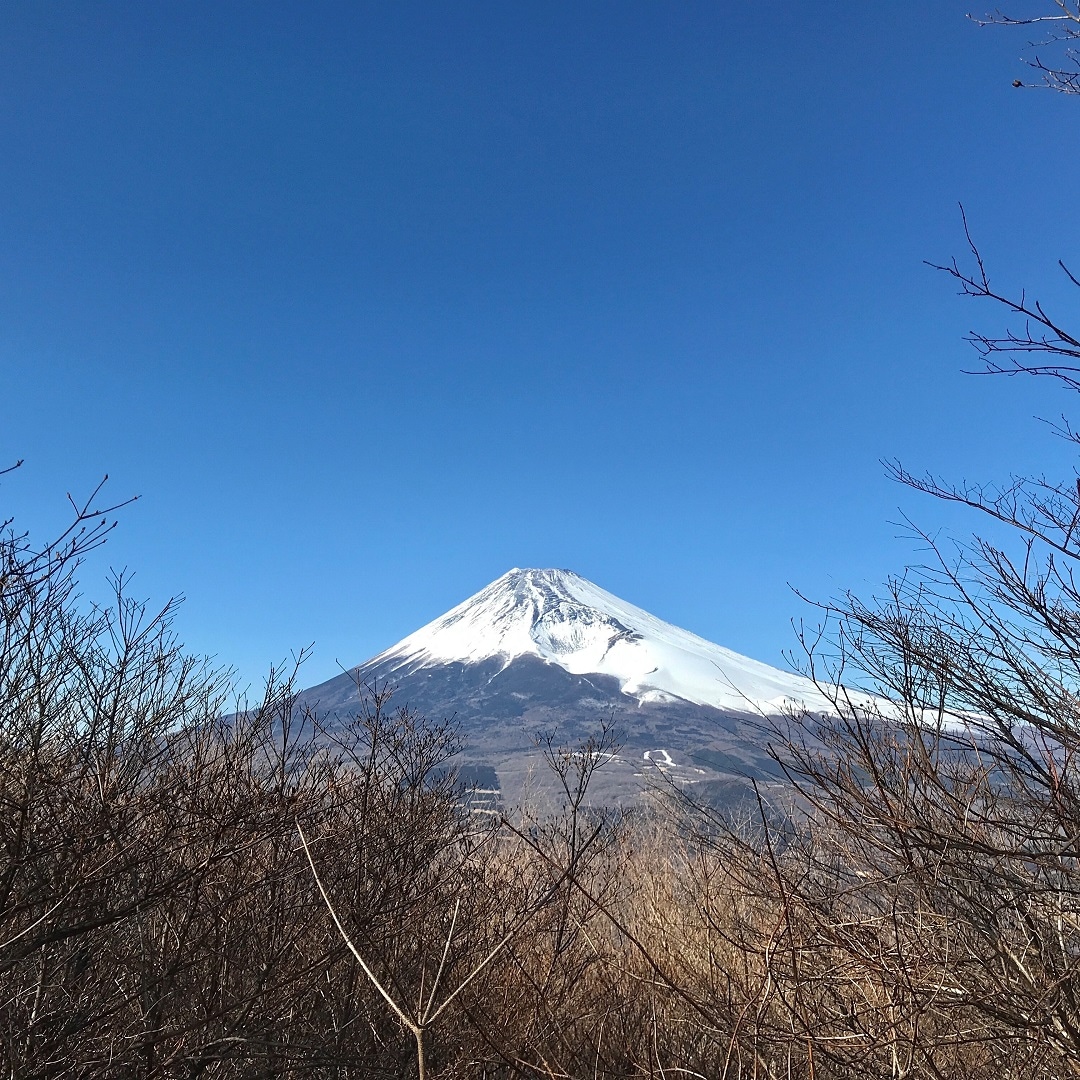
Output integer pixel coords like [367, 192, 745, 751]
[0, 473, 489, 1077]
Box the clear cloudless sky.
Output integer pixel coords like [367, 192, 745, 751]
[2, 1, 1078, 690]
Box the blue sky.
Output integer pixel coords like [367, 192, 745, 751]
[3, 1, 1078, 690]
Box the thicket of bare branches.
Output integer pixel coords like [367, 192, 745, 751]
[684, 12, 1080, 1073]
[10, 463, 1080, 1079]
[975, 1, 1080, 93]
[0, 472, 525, 1077]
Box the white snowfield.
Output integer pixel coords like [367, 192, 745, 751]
[366, 568, 835, 716]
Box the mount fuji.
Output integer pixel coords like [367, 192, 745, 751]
[300, 569, 828, 807]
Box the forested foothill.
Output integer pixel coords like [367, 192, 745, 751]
[8, 6, 1080, 1078]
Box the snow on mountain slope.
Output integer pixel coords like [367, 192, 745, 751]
[365, 568, 830, 716]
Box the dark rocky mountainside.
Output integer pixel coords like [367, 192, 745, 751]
[298, 569, 814, 809]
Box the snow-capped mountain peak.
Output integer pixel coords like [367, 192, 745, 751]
[367, 568, 825, 715]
